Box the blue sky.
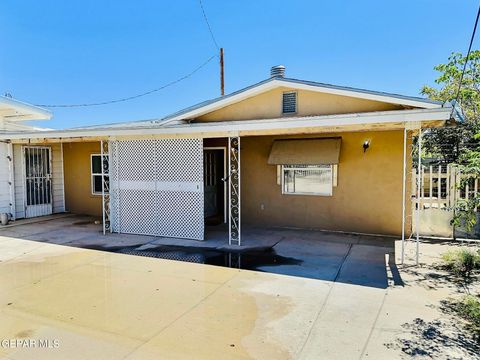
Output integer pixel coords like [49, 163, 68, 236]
[0, 0, 478, 129]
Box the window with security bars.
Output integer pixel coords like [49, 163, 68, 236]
[91, 154, 109, 195]
[282, 165, 333, 196]
[282, 91, 297, 114]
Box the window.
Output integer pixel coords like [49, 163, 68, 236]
[91, 154, 109, 195]
[282, 91, 297, 114]
[282, 165, 333, 196]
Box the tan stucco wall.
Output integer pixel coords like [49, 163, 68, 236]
[196, 87, 405, 122]
[63, 142, 102, 217]
[241, 130, 412, 236]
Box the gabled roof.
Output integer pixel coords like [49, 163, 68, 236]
[153, 76, 444, 125]
[0, 96, 52, 121]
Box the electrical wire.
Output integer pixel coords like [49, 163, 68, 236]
[35, 54, 217, 108]
[198, 0, 219, 50]
[451, 3, 480, 114]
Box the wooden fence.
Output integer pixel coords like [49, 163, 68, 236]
[412, 164, 480, 238]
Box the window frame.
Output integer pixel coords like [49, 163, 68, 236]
[90, 154, 109, 196]
[282, 91, 297, 115]
[281, 164, 333, 196]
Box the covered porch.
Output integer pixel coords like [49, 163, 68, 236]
[6, 128, 414, 247]
[32, 130, 409, 246]
[2, 106, 456, 261]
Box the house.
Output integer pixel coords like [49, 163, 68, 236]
[0, 66, 463, 245]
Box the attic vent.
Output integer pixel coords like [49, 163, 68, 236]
[282, 91, 297, 114]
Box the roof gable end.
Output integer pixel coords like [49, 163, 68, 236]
[159, 77, 442, 125]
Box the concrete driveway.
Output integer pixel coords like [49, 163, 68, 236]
[0, 215, 476, 359]
[0, 215, 395, 288]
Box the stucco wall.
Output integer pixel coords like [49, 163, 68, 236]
[241, 130, 412, 236]
[63, 142, 102, 217]
[196, 87, 405, 122]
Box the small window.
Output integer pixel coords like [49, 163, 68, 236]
[282, 165, 332, 196]
[91, 154, 109, 195]
[282, 91, 297, 114]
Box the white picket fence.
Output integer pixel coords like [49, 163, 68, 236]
[412, 164, 480, 238]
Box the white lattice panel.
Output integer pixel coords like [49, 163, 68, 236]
[109, 139, 204, 240]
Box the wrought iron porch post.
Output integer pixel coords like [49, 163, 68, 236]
[101, 140, 111, 235]
[228, 136, 241, 245]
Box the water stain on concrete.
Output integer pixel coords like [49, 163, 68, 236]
[104, 244, 304, 272]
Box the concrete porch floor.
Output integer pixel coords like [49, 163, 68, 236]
[0, 214, 395, 287]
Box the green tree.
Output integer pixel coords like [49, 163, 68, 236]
[421, 51, 480, 163]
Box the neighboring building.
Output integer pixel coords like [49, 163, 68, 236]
[0, 67, 463, 244]
[0, 96, 52, 218]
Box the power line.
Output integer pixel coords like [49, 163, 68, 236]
[452, 3, 480, 113]
[198, 0, 219, 50]
[35, 54, 217, 108]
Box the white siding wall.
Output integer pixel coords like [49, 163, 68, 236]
[13, 145, 25, 219]
[13, 143, 65, 219]
[0, 143, 11, 215]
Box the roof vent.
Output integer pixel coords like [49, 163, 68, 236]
[270, 65, 286, 78]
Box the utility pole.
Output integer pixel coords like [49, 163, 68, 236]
[220, 48, 225, 96]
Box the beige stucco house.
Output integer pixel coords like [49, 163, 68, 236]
[0, 67, 463, 245]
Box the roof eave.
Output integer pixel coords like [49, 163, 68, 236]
[0, 107, 454, 141]
[0, 96, 52, 121]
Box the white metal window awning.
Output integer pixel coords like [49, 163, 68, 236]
[267, 137, 342, 165]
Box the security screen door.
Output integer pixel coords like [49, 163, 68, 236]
[204, 150, 218, 218]
[109, 139, 204, 240]
[24, 146, 53, 218]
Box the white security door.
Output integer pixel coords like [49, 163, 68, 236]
[110, 139, 204, 240]
[24, 146, 53, 218]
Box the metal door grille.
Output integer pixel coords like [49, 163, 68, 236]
[109, 139, 204, 240]
[23, 146, 53, 218]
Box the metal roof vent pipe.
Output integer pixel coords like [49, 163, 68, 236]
[270, 65, 286, 78]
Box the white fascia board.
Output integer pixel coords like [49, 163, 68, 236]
[0, 97, 52, 121]
[0, 108, 452, 141]
[164, 79, 441, 123]
[1, 121, 51, 132]
[165, 81, 279, 122]
[274, 80, 441, 109]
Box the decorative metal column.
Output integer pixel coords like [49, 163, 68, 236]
[416, 128, 422, 265]
[100, 140, 111, 235]
[228, 136, 241, 245]
[401, 127, 407, 264]
[6, 141, 16, 220]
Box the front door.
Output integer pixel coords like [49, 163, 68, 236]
[203, 149, 225, 224]
[204, 150, 218, 217]
[24, 146, 53, 218]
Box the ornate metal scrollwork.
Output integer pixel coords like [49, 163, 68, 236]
[228, 137, 241, 245]
[101, 140, 111, 234]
